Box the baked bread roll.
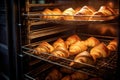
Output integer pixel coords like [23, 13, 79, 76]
[107, 39, 118, 51]
[62, 8, 75, 20]
[85, 37, 100, 47]
[45, 69, 62, 80]
[61, 75, 72, 80]
[71, 72, 88, 80]
[70, 51, 94, 67]
[74, 6, 95, 20]
[69, 41, 88, 55]
[89, 6, 116, 20]
[90, 43, 109, 61]
[33, 41, 54, 55]
[65, 34, 81, 49]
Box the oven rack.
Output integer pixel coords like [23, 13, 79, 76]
[28, 26, 74, 39]
[22, 40, 117, 77]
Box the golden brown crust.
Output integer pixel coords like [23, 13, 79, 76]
[69, 41, 88, 55]
[33, 42, 54, 55]
[65, 34, 81, 49]
[70, 51, 94, 67]
[85, 37, 100, 47]
[62, 8, 75, 20]
[90, 43, 109, 61]
[107, 39, 118, 51]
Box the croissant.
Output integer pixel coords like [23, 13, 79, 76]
[65, 34, 81, 49]
[69, 41, 88, 55]
[53, 38, 67, 50]
[42, 8, 53, 19]
[71, 72, 88, 80]
[89, 6, 116, 20]
[52, 8, 62, 20]
[90, 43, 109, 61]
[51, 48, 69, 60]
[107, 39, 118, 51]
[45, 69, 62, 80]
[61, 75, 72, 80]
[85, 37, 100, 47]
[70, 51, 94, 67]
[33, 41, 54, 55]
[74, 6, 95, 20]
[62, 8, 75, 20]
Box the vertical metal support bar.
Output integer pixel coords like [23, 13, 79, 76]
[5, 0, 18, 80]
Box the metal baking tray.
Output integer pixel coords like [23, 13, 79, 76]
[23, 13, 118, 25]
[22, 35, 117, 77]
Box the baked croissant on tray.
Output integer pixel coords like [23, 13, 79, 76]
[89, 6, 116, 20]
[107, 39, 118, 51]
[33, 41, 54, 55]
[90, 42, 110, 62]
[70, 51, 94, 68]
[85, 37, 100, 47]
[50, 38, 69, 60]
[65, 34, 81, 49]
[69, 41, 88, 55]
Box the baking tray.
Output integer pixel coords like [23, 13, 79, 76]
[23, 13, 119, 25]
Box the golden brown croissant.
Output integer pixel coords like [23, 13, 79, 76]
[74, 6, 95, 20]
[90, 43, 109, 61]
[70, 51, 94, 67]
[85, 37, 100, 47]
[61, 75, 72, 80]
[53, 38, 67, 50]
[62, 8, 75, 20]
[71, 72, 88, 80]
[89, 6, 116, 20]
[42, 8, 53, 19]
[45, 69, 62, 80]
[51, 48, 69, 60]
[65, 34, 81, 49]
[33, 41, 54, 55]
[107, 39, 118, 51]
[52, 8, 62, 20]
[69, 41, 88, 55]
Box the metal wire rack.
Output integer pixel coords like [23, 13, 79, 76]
[22, 36, 117, 77]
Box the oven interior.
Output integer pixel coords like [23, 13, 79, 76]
[20, 0, 119, 80]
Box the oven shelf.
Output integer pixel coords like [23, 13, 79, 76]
[22, 36, 117, 77]
[23, 13, 119, 25]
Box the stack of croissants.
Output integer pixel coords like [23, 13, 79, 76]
[45, 67, 103, 80]
[33, 34, 118, 67]
[42, 5, 118, 21]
